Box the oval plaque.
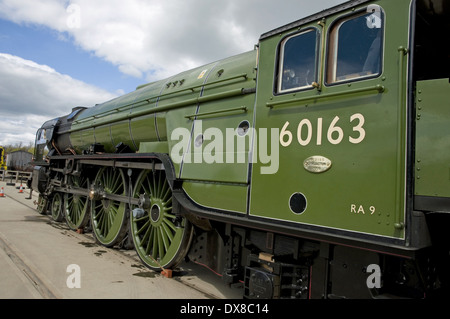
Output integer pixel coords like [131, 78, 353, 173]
[303, 156, 332, 173]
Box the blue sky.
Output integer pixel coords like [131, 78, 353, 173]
[0, 0, 345, 147]
[0, 18, 141, 95]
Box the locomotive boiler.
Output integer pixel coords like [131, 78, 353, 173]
[30, 0, 450, 298]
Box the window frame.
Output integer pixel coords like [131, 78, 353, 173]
[275, 27, 321, 95]
[325, 6, 385, 86]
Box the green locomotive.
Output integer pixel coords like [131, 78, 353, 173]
[31, 0, 450, 298]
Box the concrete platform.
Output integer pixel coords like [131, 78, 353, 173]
[0, 181, 242, 299]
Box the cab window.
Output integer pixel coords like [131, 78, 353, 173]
[327, 8, 384, 84]
[277, 29, 319, 93]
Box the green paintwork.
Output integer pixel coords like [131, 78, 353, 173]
[182, 181, 248, 214]
[248, 0, 411, 239]
[70, 51, 257, 216]
[139, 141, 169, 154]
[63, 0, 450, 244]
[415, 79, 450, 198]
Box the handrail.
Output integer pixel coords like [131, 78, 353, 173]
[185, 106, 248, 119]
[266, 84, 385, 109]
[394, 46, 408, 230]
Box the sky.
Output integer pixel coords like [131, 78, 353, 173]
[0, 0, 346, 148]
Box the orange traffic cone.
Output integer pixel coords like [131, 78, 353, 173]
[0, 187, 5, 197]
[18, 184, 24, 193]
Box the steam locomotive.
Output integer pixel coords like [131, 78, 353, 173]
[30, 0, 450, 298]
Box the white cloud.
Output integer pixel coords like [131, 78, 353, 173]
[0, 0, 346, 81]
[0, 114, 48, 146]
[0, 53, 117, 146]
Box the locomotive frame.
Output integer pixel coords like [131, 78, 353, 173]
[30, 0, 450, 299]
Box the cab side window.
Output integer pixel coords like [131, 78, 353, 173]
[277, 29, 319, 93]
[327, 8, 384, 84]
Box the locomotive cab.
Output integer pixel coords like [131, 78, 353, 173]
[33, 106, 87, 163]
[246, 0, 450, 298]
[33, 118, 58, 163]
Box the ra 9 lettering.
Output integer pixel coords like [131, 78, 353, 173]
[280, 113, 366, 147]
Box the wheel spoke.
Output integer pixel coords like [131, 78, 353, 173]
[152, 230, 158, 259]
[159, 225, 169, 252]
[163, 217, 177, 232]
[162, 221, 174, 242]
[137, 219, 150, 235]
[111, 172, 123, 194]
[145, 226, 154, 255]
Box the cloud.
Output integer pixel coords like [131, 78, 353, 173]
[0, 0, 346, 147]
[0, 53, 117, 145]
[0, 0, 346, 82]
[0, 114, 49, 146]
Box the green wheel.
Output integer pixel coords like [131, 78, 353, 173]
[64, 175, 90, 231]
[91, 167, 128, 247]
[51, 192, 64, 222]
[130, 169, 193, 271]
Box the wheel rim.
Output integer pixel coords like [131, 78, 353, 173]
[130, 169, 193, 270]
[64, 175, 90, 231]
[91, 167, 128, 247]
[51, 193, 64, 222]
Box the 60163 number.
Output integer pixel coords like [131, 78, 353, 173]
[280, 113, 366, 147]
